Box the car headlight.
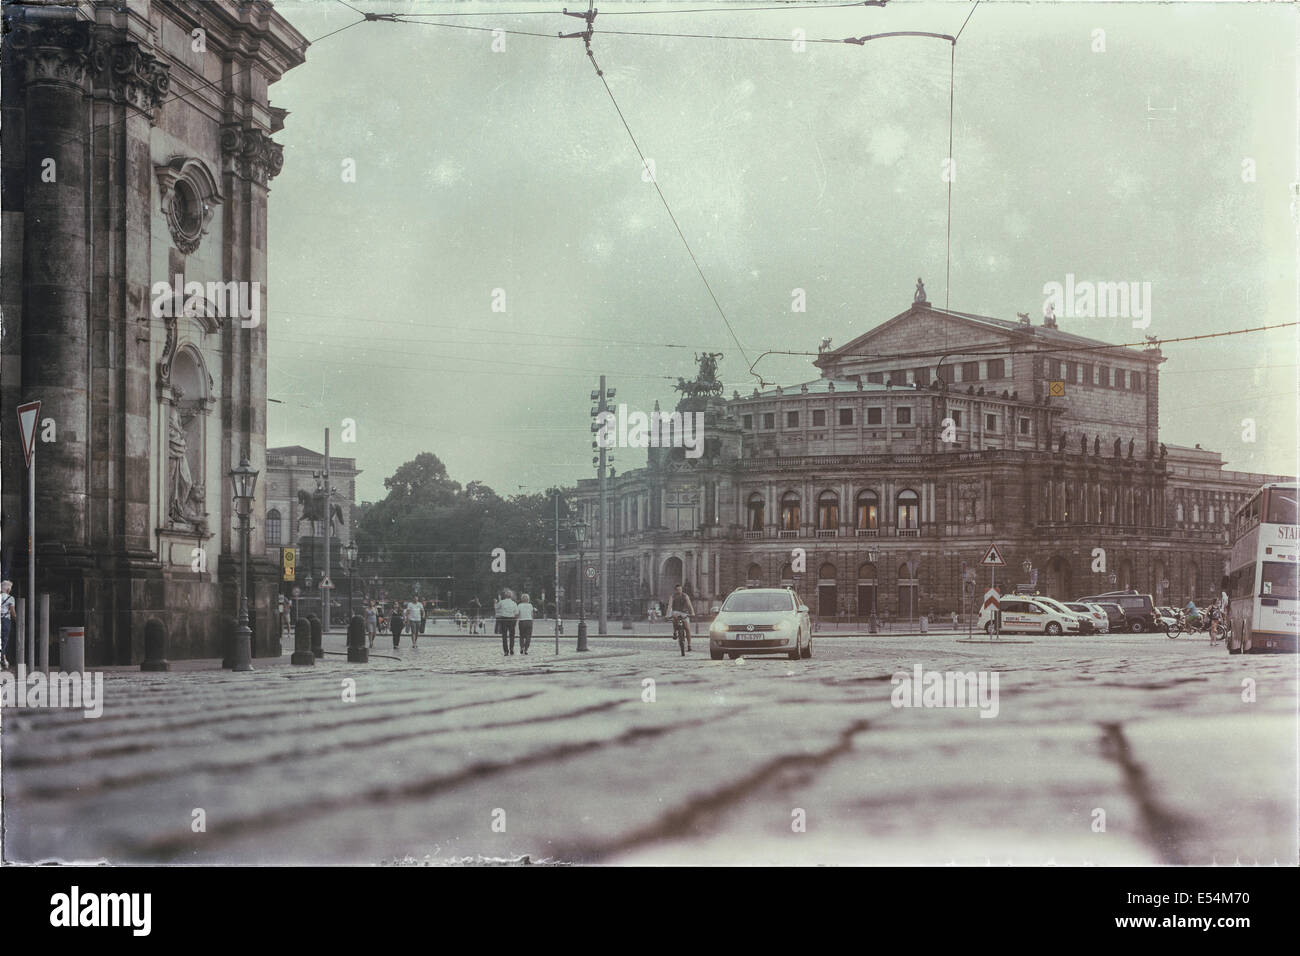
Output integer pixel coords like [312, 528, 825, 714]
[709, 620, 725, 634]
[775, 619, 794, 633]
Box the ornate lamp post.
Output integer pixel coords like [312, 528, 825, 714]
[573, 520, 589, 651]
[345, 540, 359, 623]
[229, 456, 258, 672]
[1022, 558, 1034, 593]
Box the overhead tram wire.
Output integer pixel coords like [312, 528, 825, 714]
[395, 2, 887, 17]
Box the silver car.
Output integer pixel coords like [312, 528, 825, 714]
[709, 588, 812, 660]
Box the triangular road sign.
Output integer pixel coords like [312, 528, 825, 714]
[17, 400, 40, 469]
[981, 544, 1007, 567]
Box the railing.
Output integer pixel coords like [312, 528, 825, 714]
[743, 530, 765, 539]
[896, 528, 920, 537]
[816, 529, 838, 538]
[777, 530, 799, 539]
[855, 528, 879, 537]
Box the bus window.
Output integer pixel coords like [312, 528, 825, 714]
[1265, 490, 1299, 526]
[1260, 562, 1299, 601]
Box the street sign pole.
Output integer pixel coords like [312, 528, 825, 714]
[17, 400, 41, 670]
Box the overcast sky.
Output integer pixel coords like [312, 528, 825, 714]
[265, 0, 1299, 501]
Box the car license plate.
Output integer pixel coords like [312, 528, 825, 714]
[734, 633, 761, 640]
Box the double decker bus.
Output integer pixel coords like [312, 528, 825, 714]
[1225, 482, 1299, 653]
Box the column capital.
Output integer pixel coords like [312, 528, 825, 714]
[220, 122, 285, 186]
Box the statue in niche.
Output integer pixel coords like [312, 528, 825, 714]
[1094, 436, 1100, 456]
[1113, 437, 1122, 457]
[1127, 438, 1135, 458]
[167, 395, 205, 526]
[1080, 434, 1087, 456]
[1056, 432, 1066, 454]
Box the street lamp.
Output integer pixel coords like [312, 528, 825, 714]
[573, 520, 589, 651]
[345, 540, 359, 623]
[229, 456, 258, 672]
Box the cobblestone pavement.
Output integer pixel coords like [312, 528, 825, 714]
[2, 631, 1295, 865]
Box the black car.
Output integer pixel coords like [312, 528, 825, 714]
[1092, 602, 1128, 632]
[1077, 591, 1155, 632]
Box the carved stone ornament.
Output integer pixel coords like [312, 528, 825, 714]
[3, 18, 170, 118]
[155, 157, 223, 254]
[220, 123, 286, 185]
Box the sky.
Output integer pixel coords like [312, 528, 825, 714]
[264, 0, 1300, 502]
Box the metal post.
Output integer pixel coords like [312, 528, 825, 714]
[598, 375, 608, 636]
[234, 508, 253, 671]
[26, 444, 35, 669]
[577, 545, 588, 651]
[39, 592, 49, 675]
[554, 490, 560, 654]
[322, 427, 332, 635]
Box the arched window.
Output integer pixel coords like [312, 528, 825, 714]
[896, 489, 919, 530]
[1175, 502, 1184, 522]
[1192, 503, 1200, 524]
[746, 562, 763, 587]
[779, 562, 794, 587]
[817, 490, 839, 530]
[266, 509, 282, 546]
[856, 490, 879, 530]
[747, 492, 765, 531]
[780, 491, 801, 531]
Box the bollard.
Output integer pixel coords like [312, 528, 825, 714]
[141, 619, 170, 671]
[291, 619, 316, 665]
[347, 614, 369, 664]
[309, 614, 323, 659]
[868, 614, 878, 635]
[919, 615, 929, 634]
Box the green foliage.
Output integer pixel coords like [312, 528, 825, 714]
[358, 454, 575, 609]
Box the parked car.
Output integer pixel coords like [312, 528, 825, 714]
[1064, 601, 1109, 634]
[1076, 590, 1157, 632]
[1093, 602, 1127, 631]
[708, 587, 812, 660]
[978, 595, 1081, 636]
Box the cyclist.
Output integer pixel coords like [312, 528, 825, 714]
[1183, 598, 1203, 629]
[667, 584, 696, 651]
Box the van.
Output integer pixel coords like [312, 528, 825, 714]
[1076, 590, 1156, 632]
[978, 596, 1082, 636]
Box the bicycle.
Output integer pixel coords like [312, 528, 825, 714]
[1166, 608, 1209, 639]
[671, 613, 689, 656]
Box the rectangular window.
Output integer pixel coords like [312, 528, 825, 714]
[890, 370, 908, 386]
[1131, 371, 1142, 390]
[838, 407, 853, 426]
[897, 407, 912, 425]
[867, 407, 882, 425]
[913, 367, 930, 386]
[1019, 417, 1030, 435]
[1081, 363, 1092, 385]
[786, 411, 799, 428]
[949, 410, 962, 426]
[866, 372, 883, 384]
[812, 409, 826, 427]
[1063, 362, 1073, 383]
[762, 413, 775, 430]
[961, 361, 980, 382]
[1099, 366, 1110, 387]
[985, 414, 997, 432]
[987, 358, 1006, 379]
[742, 414, 753, 430]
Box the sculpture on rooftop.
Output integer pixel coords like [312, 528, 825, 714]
[914, 277, 927, 304]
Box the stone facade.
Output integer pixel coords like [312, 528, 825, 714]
[561, 297, 1292, 622]
[1, 1, 306, 663]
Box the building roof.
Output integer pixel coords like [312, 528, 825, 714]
[266, 445, 361, 472]
[815, 302, 1164, 371]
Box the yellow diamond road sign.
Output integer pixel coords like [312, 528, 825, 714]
[1048, 380, 1066, 397]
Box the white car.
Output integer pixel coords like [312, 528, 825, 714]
[1064, 601, 1110, 634]
[978, 595, 1082, 636]
[709, 587, 812, 660]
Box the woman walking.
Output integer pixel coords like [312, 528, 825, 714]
[390, 601, 405, 648]
[497, 589, 519, 655]
[365, 601, 379, 648]
[517, 592, 535, 655]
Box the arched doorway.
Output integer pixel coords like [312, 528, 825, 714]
[897, 561, 919, 620]
[857, 561, 878, 619]
[1044, 555, 1073, 600]
[661, 556, 684, 598]
[1118, 558, 1134, 591]
[818, 562, 838, 618]
[1183, 561, 1198, 602]
[1152, 559, 1168, 604]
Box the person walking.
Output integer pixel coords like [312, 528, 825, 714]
[365, 601, 379, 648]
[497, 589, 519, 655]
[407, 598, 423, 649]
[517, 592, 535, 655]
[390, 601, 405, 648]
[1, 581, 15, 669]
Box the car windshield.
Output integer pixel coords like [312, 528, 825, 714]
[1037, 598, 1069, 614]
[722, 592, 796, 613]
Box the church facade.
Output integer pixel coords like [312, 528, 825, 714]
[1, 1, 306, 662]
[562, 289, 1291, 623]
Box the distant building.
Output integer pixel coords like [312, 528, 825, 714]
[563, 289, 1292, 622]
[263, 446, 360, 559]
[0, 0, 306, 662]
